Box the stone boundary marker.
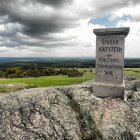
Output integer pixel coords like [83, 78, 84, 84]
[93, 27, 130, 98]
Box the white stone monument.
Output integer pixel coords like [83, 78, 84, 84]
[93, 27, 130, 98]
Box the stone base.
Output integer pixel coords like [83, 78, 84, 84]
[93, 82, 125, 99]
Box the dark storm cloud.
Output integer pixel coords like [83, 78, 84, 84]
[8, 13, 78, 36]
[0, 0, 79, 51]
[0, 30, 77, 49]
[22, 16, 78, 36]
[0, 0, 77, 36]
[35, 0, 72, 7]
[0, 36, 78, 49]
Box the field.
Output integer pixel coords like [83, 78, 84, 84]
[0, 68, 139, 89]
[124, 68, 140, 79]
[0, 73, 95, 87]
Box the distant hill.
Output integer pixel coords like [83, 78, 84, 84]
[0, 57, 139, 68]
[0, 57, 95, 62]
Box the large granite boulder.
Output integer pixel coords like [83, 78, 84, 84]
[0, 78, 140, 140]
[0, 88, 80, 140]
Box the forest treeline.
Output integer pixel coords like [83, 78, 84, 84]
[0, 58, 139, 78]
[0, 58, 139, 69]
[0, 67, 85, 78]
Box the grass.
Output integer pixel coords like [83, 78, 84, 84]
[0, 73, 95, 87]
[124, 68, 140, 79]
[0, 83, 38, 93]
[0, 68, 139, 90]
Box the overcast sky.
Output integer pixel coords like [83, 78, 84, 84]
[0, 0, 140, 58]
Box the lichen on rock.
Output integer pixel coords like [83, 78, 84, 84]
[0, 78, 140, 140]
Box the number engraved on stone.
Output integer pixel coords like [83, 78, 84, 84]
[104, 71, 113, 75]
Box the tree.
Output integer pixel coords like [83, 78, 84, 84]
[90, 69, 92, 73]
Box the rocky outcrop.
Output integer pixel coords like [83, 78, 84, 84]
[0, 78, 140, 140]
[0, 88, 81, 140]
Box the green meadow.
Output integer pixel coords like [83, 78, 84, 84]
[0, 68, 139, 88]
[0, 73, 95, 87]
[124, 68, 140, 79]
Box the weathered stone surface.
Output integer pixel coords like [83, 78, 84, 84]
[90, 98, 139, 140]
[93, 82, 125, 98]
[0, 78, 140, 140]
[0, 88, 81, 140]
[125, 78, 140, 91]
[93, 27, 130, 36]
[93, 27, 130, 98]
